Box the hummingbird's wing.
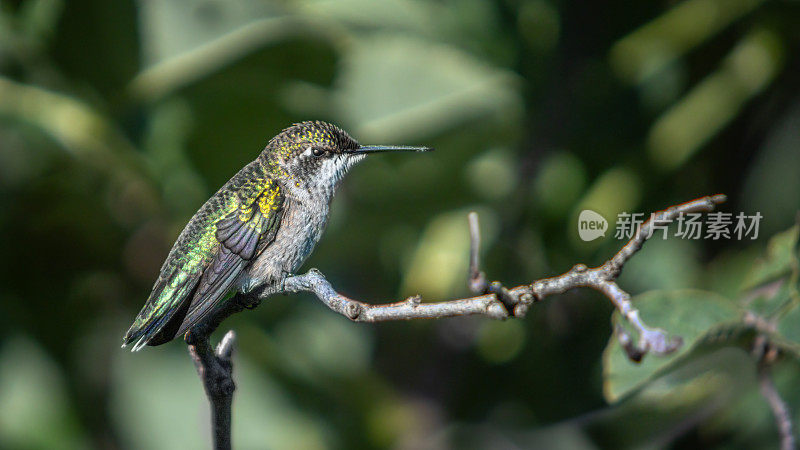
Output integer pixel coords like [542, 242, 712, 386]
[123, 162, 285, 350]
[171, 186, 284, 339]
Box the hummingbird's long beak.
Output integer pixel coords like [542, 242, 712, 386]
[348, 145, 433, 154]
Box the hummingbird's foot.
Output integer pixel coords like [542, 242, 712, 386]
[278, 271, 296, 294]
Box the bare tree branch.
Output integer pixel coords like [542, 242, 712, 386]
[282, 269, 509, 321]
[282, 194, 726, 361]
[187, 330, 236, 450]
[187, 194, 728, 448]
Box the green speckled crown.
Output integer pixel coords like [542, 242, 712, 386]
[260, 121, 360, 163]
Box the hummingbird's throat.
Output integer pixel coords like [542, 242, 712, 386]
[286, 153, 365, 201]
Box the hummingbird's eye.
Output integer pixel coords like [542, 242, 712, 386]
[311, 147, 325, 157]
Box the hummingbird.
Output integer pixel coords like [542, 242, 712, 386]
[123, 121, 431, 351]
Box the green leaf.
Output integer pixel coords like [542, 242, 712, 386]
[591, 347, 756, 448]
[603, 290, 741, 402]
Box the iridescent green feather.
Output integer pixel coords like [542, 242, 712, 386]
[123, 160, 285, 350]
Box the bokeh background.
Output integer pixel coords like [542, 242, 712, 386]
[1, 0, 800, 448]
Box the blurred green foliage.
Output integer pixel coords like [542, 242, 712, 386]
[1, 0, 799, 448]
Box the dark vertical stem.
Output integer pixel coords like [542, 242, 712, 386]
[188, 330, 236, 450]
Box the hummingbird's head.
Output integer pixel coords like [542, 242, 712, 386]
[261, 121, 431, 197]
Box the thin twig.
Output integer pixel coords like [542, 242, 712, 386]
[759, 362, 795, 450]
[754, 334, 796, 450]
[187, 330, 237, 450]
[468, 211, 487, 293]
[467, 212, 518, 311]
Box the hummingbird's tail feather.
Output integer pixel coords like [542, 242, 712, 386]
[131, 336, 148, 352]
[122, 272, 201, 351]
[174, 246, 248, 339]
